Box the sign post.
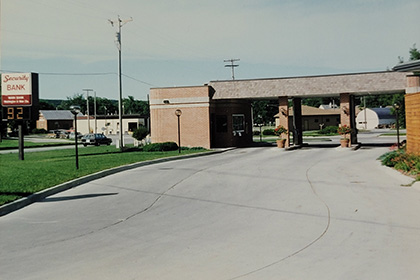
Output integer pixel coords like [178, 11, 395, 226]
[175, 109, 182, 153]
[1, 73, 39, 160]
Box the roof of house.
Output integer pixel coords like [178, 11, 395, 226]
[275, 105, 341, 117]
[40, 110, 79, 120]
[369, 107, 395, 119]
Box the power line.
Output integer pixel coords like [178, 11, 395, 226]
[224, 58, 240, 80]
[0, 70, 156, 87]
[122, 74, 156, 87]
[38, 72, 116, 76]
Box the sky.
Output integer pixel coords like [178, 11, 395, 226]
[1, 0, 419, 101]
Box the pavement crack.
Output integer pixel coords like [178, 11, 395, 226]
[227, 159, 331, 280]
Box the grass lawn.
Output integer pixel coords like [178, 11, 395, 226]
[0, 138, 72, 149]
[0, 146, 207, 206]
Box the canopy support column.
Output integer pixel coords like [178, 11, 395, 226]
[278, 96, 290, 147]
[292, 98, 303, 146]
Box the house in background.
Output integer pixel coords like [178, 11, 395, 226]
[76, 114, 148, 135]
[36, 110, 75, 131]
[356, 107, 396, 130]
[275, 105, 341, 131]
[37, 110, 149, 135]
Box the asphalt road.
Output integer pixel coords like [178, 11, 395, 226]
[1, 146, 420, 279]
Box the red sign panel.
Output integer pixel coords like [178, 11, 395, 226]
[2, 94, 32, 106]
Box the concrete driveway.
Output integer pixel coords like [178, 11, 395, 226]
[1, 146, 420, 279]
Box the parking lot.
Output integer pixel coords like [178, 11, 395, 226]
[1, 145, 419, 279]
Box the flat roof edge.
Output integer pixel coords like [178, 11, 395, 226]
[150, 85, 209, 90]
[209, 70, 401, 84]
[393, 59, 420, 72]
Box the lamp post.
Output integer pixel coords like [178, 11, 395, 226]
[70, 105, 81, 169]
[257, 115, 263, 142]
[394, 103, 400, 149]
[175, 109, 182, 153]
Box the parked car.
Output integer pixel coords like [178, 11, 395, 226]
[59, 130, 70, 139]
[81, 133, 112, 146]
[69, 131, 83, 140]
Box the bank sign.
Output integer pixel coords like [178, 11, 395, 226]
[1, 73, 34, 106]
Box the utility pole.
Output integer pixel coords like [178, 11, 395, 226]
[94, 91, 97, 134]
[109, 15, 132, 150]
[224, 58, 240, 80]
[83, 89, 93, 133]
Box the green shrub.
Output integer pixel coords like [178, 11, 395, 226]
[379, 151, 399, 167]
[132, 126, 149, 141]
[262, 129, 275, 136]
[253, 130, 260, 136]
[143, 142, 178, 152]
[379, 150, 420, 175]
[319, 126, 338, 135]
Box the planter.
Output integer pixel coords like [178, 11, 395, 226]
[276, 139, 286, 148]
[340, 138, 350, 148]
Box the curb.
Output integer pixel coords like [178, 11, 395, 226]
[0, 149, 232, 217]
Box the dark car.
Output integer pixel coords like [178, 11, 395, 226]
[81, 133, 112, 146]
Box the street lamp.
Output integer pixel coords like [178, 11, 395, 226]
[70, 105, 81, 169]
[175, 109, 182, 153]
[257, 115, 263, 142]
[393, 103, 400, 149]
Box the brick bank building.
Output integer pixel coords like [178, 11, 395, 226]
[150, 66, 420, 154]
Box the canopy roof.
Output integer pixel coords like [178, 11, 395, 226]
[209, 71, 407, 100]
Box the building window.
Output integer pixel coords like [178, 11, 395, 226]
[326, 118, 330, 122]
[314, 118, 319, 123]
[128, 122, 137, 132]
[232, 114, 245, 132]
[216, 115, 228, 133]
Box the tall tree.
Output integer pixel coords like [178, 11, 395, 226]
[57, 93, 87, 113]
[123, 96, 149, 116]
[57, 94, 118, 116]
[409, 44, 420, 61]
[399, 43, 420, 63]
[39, 100, 56, 110]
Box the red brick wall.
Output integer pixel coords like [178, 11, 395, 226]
[278, 96, 290, 147]
[405, 91, 420, 155]
[150, 86, 253, 149]
[150, 86, 212, 149]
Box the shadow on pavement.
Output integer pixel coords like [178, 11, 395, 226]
[41, 192, 118, 203]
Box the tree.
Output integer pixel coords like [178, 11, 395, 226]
[57, 93, 87, 113]
[409, 44, 420, 61]
[96, 97, 118, 115]
[57, 94, 118, 116]
[398, 43, 420, 63]
[39, 100, 56, 110]
[132, 126, 149, 141]
[123, 96, 149, 116]
[252, 100, 278, 125]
